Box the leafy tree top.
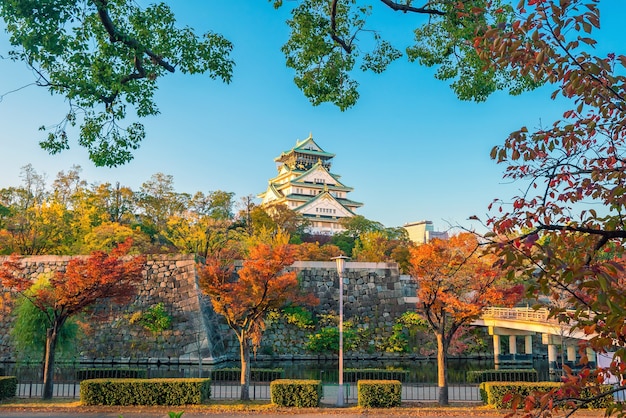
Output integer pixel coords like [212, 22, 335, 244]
[0, 0, 234, 166]
[198, 234, 318, 347]
[0, 238, 145, 318]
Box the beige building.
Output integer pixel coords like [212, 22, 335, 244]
[258, 134, 362, 235]
[403, 220, 449, 245]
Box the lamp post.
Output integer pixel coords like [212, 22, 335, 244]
[332, 255, 349, 406]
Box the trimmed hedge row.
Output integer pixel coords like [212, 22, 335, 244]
[80, 378, 210, 406]
[480, 381, 614, 409]
[270, 379, 322, 407]
[0, 376, 17, 400]
[358, 380, 402, 408]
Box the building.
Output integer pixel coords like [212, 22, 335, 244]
[258, 134, 362, 235]
[403, 220, 449, 245]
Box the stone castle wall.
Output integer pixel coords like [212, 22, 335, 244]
[261, 261, 414, 355]
[0, 256, 413, 361]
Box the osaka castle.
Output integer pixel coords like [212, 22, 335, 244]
[258, 134, 363, 235]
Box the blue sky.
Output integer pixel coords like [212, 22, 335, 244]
[0, 2, 619, 232]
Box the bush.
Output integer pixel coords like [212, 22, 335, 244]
[358, 380, 401, 408]
[76, 368, 147, 380]
[270, 379, 322, 407]
[80, 378, 210, 406]
[479, 382, 614, 409]
[0, 376, 17, 400]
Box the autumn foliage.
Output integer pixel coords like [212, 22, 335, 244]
[198, 239, 318, 400]
[409, 233, 521, 405]
[469, 0, 626, 414]
[0, 238, 145, 399]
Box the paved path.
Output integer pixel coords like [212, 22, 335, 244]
[0, 410, 508, 418]
[0, 406, 608, 418]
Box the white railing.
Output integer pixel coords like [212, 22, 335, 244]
[481, 307, 551, 322]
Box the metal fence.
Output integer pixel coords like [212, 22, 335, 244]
[0, 360, 495, 403]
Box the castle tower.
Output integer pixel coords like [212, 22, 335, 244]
[258, 134, 362, 235]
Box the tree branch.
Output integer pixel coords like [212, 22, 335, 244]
[91, 0, 175, 106]
[330, 0, 352, 53]
[380, 0, 445, 15]
[328, 0, 446, 54]
[93, 0, 175, 73]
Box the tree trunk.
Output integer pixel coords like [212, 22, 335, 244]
[436, 332, 449, 406]
[239, 334, 251, 401]
[42, 326, 58, 400]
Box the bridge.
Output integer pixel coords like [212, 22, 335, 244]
[472, 307, 595, 372]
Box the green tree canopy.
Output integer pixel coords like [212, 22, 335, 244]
[0, 0, 234, 166]
[1, 1, 542, 165]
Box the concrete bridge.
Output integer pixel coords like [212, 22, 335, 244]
[472, 307, 595, 372]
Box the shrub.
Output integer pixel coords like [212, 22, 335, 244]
[358, 380, 401, 408]
[80, 378, 210, 406]
[0, 376, 17, 400]
[270, 379, 322, 407]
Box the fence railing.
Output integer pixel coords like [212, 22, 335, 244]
[481, 307, 551, 321]
[1, 360, 554, 403]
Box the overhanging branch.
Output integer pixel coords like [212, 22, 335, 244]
[380, 0, 445, 15]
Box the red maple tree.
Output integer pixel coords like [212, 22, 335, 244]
[0, 239, 145, 399]
[198, 240, 318, 401]
[409, 233, 521, 405]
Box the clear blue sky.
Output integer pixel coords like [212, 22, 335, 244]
[0, 2, 620, 232]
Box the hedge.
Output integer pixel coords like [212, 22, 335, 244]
[80, 378, 210, 406]
[358, 380, 402, 408]
[270, 379, 322, 407]
[0, 376, 17, 401]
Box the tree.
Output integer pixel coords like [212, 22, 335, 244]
[166, 216, 239, 259]
[165, 190, 239, 258]
[277, 0, 538, 109]
[0, 239, 145, 399]
[90, 181, 136, 225]
[2, 2, 540, 164]
[80, 221, 151, 253]
[352, 230, 390, 262]
[197, 233, 318, 400]
[10, 277, 81, 363]
[330, 214, 385, 256]
[409, 232, 520, 405]
[189, 190, 235, 221]
[0, 165, 69, 255]
[248, 204, 310, 241]
[296, 241, 343, 261]
[470, 0, 626, 414]
[136, 173, 188, 233]
[0, 0, 234, 167]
